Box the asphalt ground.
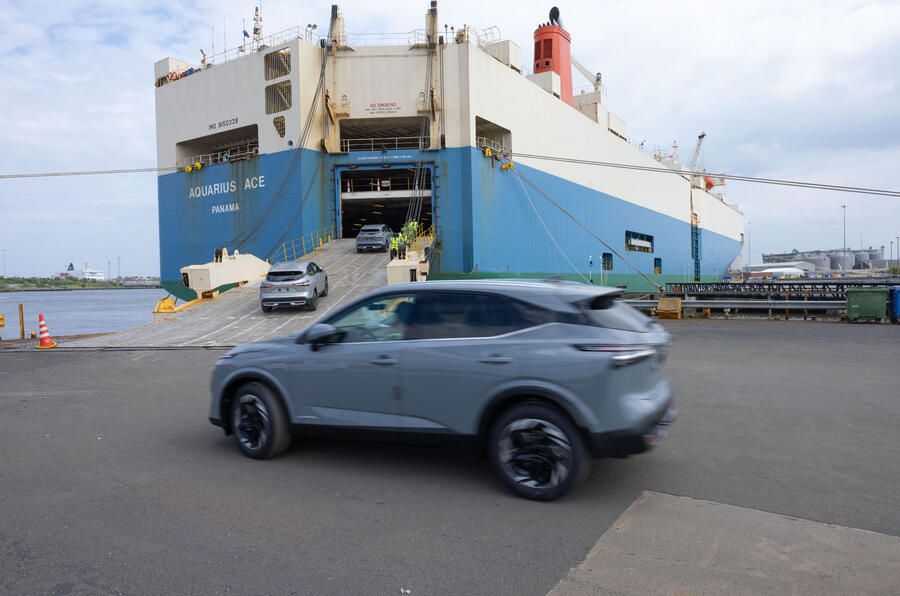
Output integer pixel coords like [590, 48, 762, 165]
[1, 319, 899, 594]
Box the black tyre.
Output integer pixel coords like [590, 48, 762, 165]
[489, 403, 589, 501]
[261, 305, 272, 313]
[321, 278, 329, 297]
[230, 382, 291, 459]
[307, 290, 318, 311]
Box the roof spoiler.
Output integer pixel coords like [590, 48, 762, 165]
[540, 276, 624, 308]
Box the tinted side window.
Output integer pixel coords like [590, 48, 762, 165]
[407, 293, 547, 340]
[326, 294, 416, 343]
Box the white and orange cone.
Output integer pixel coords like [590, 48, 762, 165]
[35, 313, 57, 349]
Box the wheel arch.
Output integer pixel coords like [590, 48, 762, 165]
[218, 369, 292, 434]
[476, 382, 599, 450]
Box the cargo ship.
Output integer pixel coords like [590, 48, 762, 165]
[154, 3, 744, 299]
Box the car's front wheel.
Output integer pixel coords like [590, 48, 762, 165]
[230, 382, 291, 459]
[489, 404, 589, 501]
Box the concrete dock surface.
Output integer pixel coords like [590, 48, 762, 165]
[68, 238, 389, 347]
[1, 298, 899, 593]
[550, 491, 900, 595]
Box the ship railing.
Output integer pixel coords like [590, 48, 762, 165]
[405, 224, 436, 262]
[339, 137, 430, 152]
[476, 136, 509, 157]
[180, 143, 260, 169]
[268, 224, 339, 265]
[343, 30, 428, 46]
[203, 26, 306, 66]
[452, 25, 502, 51]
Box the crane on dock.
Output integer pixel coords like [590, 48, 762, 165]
[571, 56, 601, 91]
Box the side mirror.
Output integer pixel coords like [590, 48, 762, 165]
[304, 323, 337, 351]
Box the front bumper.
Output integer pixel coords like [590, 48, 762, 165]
[587, 399, 676, 459]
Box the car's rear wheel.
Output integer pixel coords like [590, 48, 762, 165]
[321, 278, 329, 297]
[307, 290, 318, 311]
[489, 404, 589, 501]
[261, 305, 272, 313]
[230, 382, 291, 459]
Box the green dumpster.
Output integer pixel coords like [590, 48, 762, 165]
[846, 287, 888, 322]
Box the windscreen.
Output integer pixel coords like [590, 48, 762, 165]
[359, 226, 382, 233]
[583, 300, 650, 332]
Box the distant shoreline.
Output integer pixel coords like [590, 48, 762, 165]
[0, 286, 161, 293]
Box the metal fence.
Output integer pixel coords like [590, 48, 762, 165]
[339, 137, 429, 152]
[180, 143, 259, 169]
[268, 225, 338, 264]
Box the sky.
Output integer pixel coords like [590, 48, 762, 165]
[1, 0, 899, 277]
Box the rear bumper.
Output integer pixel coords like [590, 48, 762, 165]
[261, 297, 308, 307]
[260, 288, 312, 308]
[587, 400, 676, 459]
[356, 242, 385, 251]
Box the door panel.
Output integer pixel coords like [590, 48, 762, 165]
[402, 337, 523, 434]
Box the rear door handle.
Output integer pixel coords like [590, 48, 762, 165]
[480, 355, 513, 364]
[370, 356, 398, 365]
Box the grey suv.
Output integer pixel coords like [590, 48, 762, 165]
[356, 224, 392, 252]
[211, 280, 674, 500]
[259, 260, 328, 312]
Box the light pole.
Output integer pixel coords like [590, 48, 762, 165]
[747, 221, 751, 275]
[841, 205, 846, 272]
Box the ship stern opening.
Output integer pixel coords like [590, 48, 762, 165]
[339, 167, 432, 238]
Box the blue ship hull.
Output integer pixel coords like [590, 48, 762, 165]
[158, 146, 742, 298]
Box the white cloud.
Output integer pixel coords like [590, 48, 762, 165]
[1, 0, 898, 276]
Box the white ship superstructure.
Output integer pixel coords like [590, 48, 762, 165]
[154, 3, 744, 298]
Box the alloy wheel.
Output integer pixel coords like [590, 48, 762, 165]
[235, 393, 270, 451]
[497, 418, 573, 489]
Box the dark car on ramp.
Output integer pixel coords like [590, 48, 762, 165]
[210, 280, 674, 500]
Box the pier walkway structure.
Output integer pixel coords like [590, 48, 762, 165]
[68, 239, 388, 348]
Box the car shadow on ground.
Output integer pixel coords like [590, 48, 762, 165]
[202, 429, 652, 503]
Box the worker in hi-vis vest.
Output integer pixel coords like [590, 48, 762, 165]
[398, 232, 408, 259]
[390, 235, 399, 260]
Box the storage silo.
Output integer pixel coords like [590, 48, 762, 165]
[829, 252, 856, 271]
[808, 253, 831, 271]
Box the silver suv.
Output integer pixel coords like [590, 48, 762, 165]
[259, 260, 328, 312]
[356, 224, 392, 252]
[212, 280, 674, 500]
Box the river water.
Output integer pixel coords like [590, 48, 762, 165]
[0, 289, 169, 338]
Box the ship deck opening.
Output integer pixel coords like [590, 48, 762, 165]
[339, 117, 430, 152]
[339, 167, 432, 238]
[175, 124, 259, 168]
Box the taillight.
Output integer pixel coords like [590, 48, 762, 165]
[575, 345, 658, 367]
[261, 282, 273, 288]
[293, 279, 310, 286]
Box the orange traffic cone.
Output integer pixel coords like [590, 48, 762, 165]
[35, 314, 57, 349]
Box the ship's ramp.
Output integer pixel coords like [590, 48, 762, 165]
[70, 239, 389, 348]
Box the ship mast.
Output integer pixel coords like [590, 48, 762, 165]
[252, 6, 263, 51]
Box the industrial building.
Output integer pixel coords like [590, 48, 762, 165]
[763, 248, 885, 272]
